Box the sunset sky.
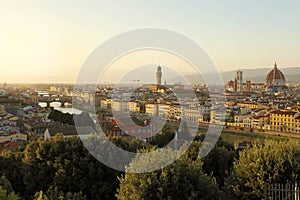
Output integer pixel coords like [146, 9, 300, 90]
[1, 0, 300, 83]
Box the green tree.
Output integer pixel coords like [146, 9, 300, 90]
[22, 134, 150, 199]
[45, 186, 86, 200]
[48, 110, 74, 125]
[8, 192, 19, 200]
[0, 175, 13, 198]
[0, 151, 25, 196]
[0, 187, 7, 200]
[48, 110, 63, 122]
[22, 135, 114, 199]
[139, 102, 146, 113]
[34, 191, 49, 200]
[117, 150, 223, 200]
[150, 131, 175, 148]
[45, 186, 64, 200]
[202, 146, 236, 188]
[0, 175, 19, 200]
[226, 139, 300, 199]
[181, 136, 236, 189]
[64, 191, 86, 200]
[22, 138, 53, 198]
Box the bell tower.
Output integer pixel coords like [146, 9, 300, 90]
[156, 65, 162, 85]
[236, 70, 243, 92]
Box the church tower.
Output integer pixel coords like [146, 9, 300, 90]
[156, 65, 162, 85]
[236, 70, 243, 92]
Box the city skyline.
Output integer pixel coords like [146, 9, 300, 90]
[1, 2, 300, 199]
[1, 0, 300, 83]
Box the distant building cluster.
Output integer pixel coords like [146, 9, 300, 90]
[218, 63, 300, 134]
[94, 64, 300, 139]
[0, 62, 299, 150]
[226, 63, 287, 93]
[0, 110, 27, 150]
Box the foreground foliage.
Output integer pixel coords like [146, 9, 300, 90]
[0, 132, 299, 200]
[117, 153, 223, 200]
[227, 139, 300, 199]
[0, 134, 147, 199]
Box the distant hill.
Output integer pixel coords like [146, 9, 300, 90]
[168, 67, 300, 84]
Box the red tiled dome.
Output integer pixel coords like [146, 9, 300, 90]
[265, 63, 285, 82]
[226, 80, 234, 87]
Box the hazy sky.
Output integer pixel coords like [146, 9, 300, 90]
[1, 0, 300, 83]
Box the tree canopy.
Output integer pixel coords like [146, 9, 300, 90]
[227, 139, 300, 199]
[1, 129, 300, 200]
[117, 147, 224, 200]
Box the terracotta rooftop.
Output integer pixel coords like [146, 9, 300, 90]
[270, 110, 297, 116]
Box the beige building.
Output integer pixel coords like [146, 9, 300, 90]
[145, 103, 170, 118]
[237, 102, 258, 109]
[234, 114, 252, 123]
[270, 110, 300, 133]
[128, 101, 140, 113]
[252, 115, 270, 130]
[146, 103, 158, 116]
[210, 110, 228, 125]
[111, 101, 129, 112]
[0, 133, 27, 143]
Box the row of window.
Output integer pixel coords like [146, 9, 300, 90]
[271, 115, 295, 118]
[270, 122, 300, 126]
[270, 120, 300, 125]
[271, 118, 295, 122]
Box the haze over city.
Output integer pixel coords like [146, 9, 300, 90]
[1, 1, 300, 199]
[1, 0, 300, 83]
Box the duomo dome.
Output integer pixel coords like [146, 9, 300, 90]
[265, 62, 285, 88]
